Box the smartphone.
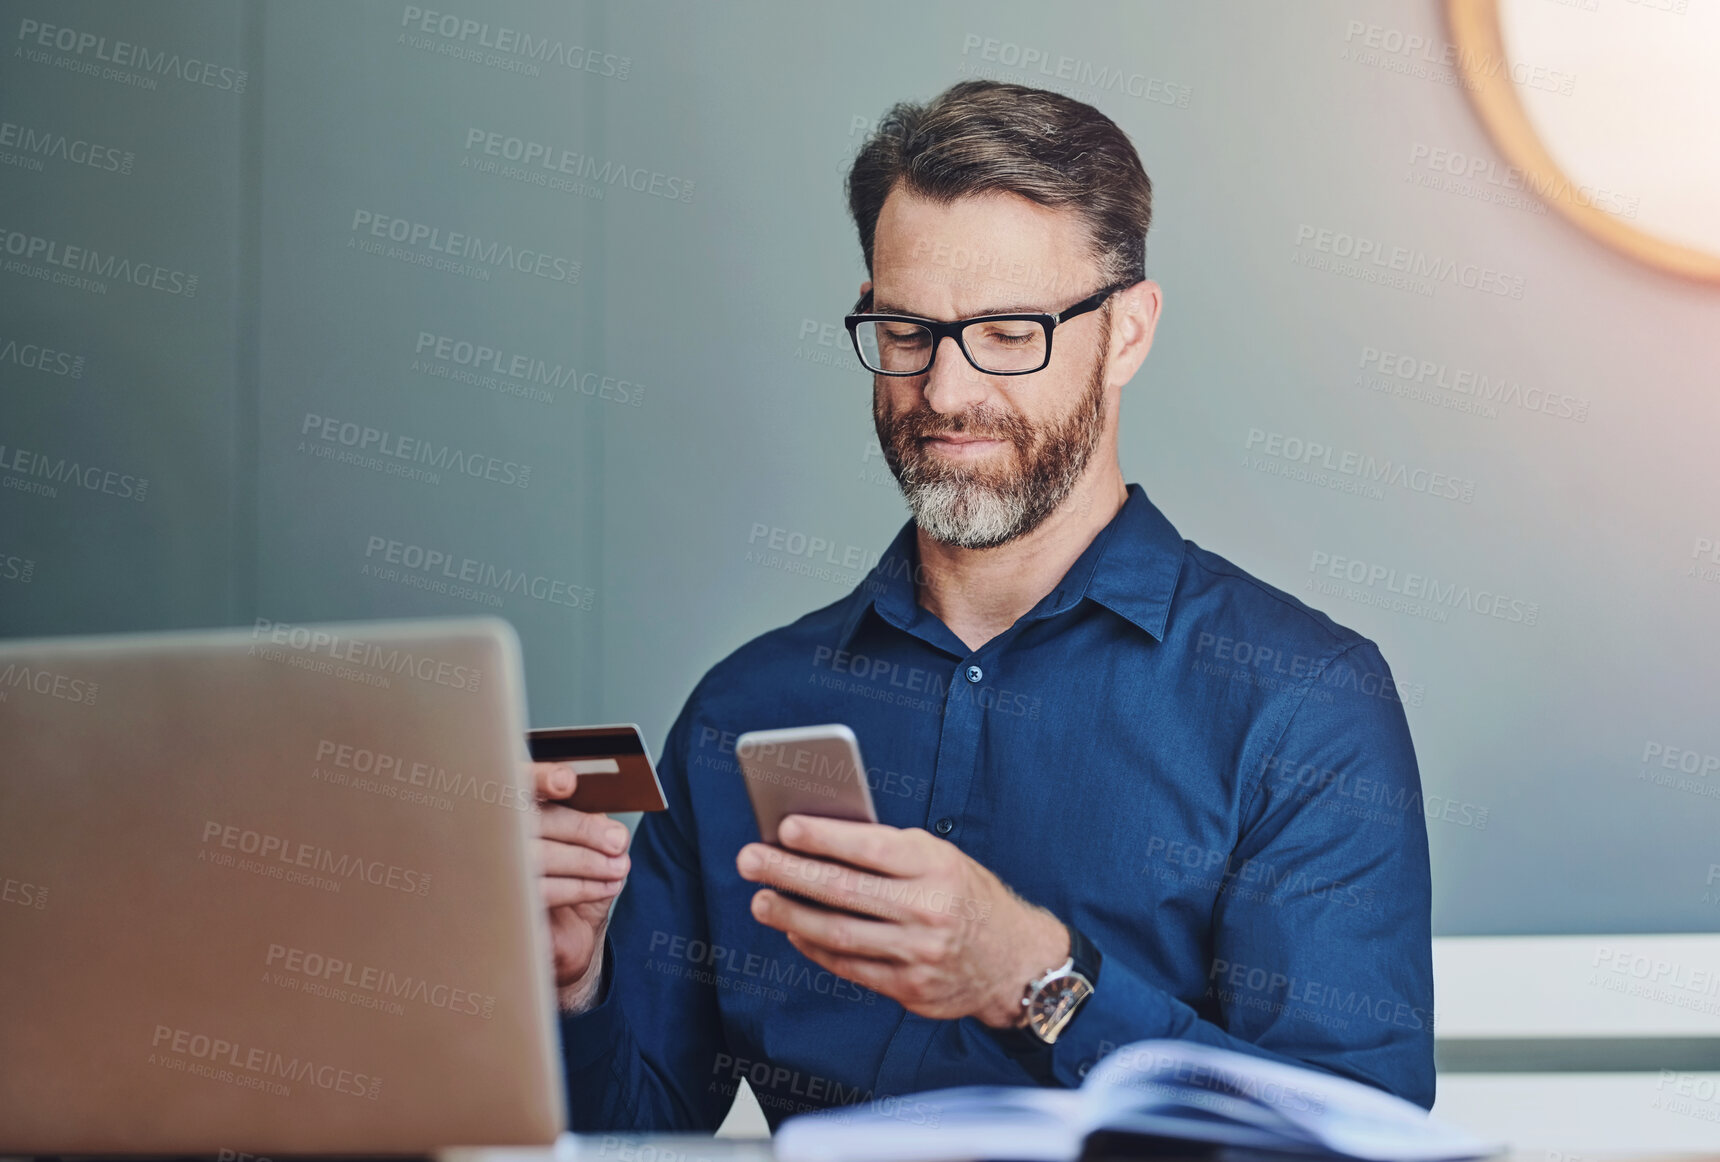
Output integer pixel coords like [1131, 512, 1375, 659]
[526, 723, 668, 813]
[736, 723, 878, 844]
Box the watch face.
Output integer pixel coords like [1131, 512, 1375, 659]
[1027, 972, 1093, 1043]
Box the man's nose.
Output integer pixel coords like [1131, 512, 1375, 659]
[921, 334, 988, 414]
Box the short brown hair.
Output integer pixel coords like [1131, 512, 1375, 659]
[846, 80, 1153, 286]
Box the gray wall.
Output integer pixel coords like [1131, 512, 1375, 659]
[3, 0, 1717, 936]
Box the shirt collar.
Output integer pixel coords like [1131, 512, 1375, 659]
[834, 482, 1185, 651]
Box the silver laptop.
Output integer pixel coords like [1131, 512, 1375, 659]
[0, 616, 565, 1153]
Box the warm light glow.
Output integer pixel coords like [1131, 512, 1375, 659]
[1451, 0, 1720, 280]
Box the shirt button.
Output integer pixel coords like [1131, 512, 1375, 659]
[933, 817, 955, 835]
[965, 665, 983, 683]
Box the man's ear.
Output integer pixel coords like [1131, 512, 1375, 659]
[859, 278, 873, 299]
[1105, 279, 1161, 388]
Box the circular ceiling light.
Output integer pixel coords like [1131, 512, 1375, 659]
[1447, 0, 1720, 282]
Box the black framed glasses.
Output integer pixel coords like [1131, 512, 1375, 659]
[844, 282, 1133, 377]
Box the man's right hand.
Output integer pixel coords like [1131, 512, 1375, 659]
[532, 762, 633, 1008]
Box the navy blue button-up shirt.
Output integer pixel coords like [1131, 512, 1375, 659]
[561, 483, 1434, 1128]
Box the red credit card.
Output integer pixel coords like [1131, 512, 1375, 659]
[526, 723, 668, 813]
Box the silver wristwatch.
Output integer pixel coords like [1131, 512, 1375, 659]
[1019, 953, 1095, 1044]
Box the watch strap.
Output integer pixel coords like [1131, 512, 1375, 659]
[1066, 921, 1103, 989]
[989, 921, 1102, 1060]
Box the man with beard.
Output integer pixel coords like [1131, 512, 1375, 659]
[544, 80, 1434, 1129]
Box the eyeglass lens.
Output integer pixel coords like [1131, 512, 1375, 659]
[853, 318, 1048, 374]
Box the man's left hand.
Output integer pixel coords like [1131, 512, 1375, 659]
[735, 814, 1069, 1028]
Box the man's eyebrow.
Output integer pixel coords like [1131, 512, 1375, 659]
[869, 299, 1047, 318]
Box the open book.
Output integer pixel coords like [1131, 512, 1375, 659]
[774, 1039, 1500, 1162]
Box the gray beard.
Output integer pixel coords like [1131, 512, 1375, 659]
[874, 354, 1108, 551]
